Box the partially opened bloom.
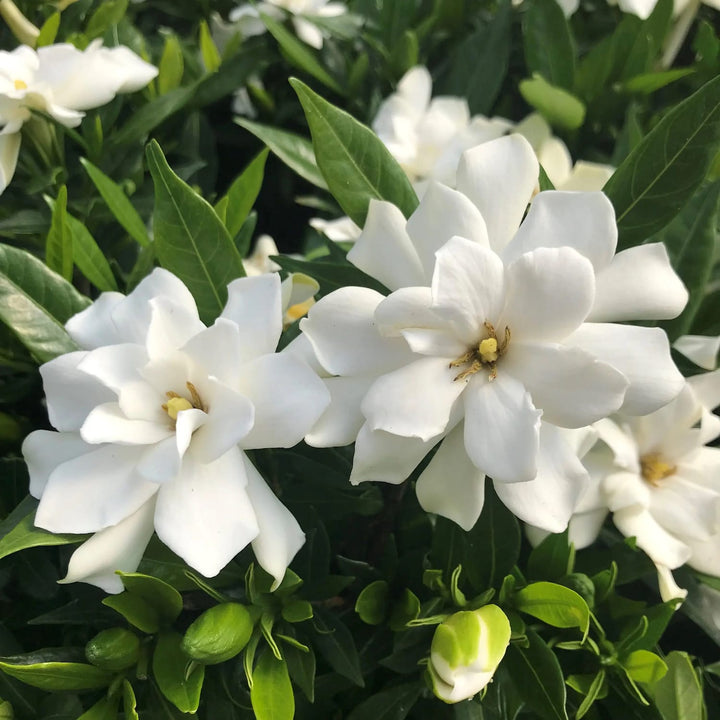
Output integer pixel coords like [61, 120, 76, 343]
[22, 269, 329, 593]
[301, 134, 686, 533]
[0, 40, 157, 193]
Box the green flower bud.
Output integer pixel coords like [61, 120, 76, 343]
[428, 604, 511, 704]
[181, 603, 254, 665]
[85, 628, 140, 672]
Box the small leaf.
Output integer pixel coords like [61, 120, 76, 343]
[123, 679, 139, 720]
[284, 644, 315, 702]
[574, 670, 607, 719]
[199, 20, 221, 73]
[37, 12, 60, 47]
[527, 530, 574, 581]
[45, 186, 73, 282]
[146, 140, 246, 324]
[85, 0, 128, 39]
[117, 572, 183, 626]
[0, 660, 113, 692]
[649, 651, 703, 720]
[622, 68, 694, 95]
[281, 599, 314, 624]
[514, 581, 590, 636]
[153, 633, 204, 714]
[519, 75, 586, 130]
[346, 682, 422, 720]
[623, 650, 668, 685]
[102, 593, 160, 635]
[290, 78, 418, 226]
[250, 651, 294, 720]
[77, 695, 121, 720]
[355, 580, 389, 626]
[158, 35, 184, 95]
[523, 0, 575, 90]
[313, 607, 364, 686]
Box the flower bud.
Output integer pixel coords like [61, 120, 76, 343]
[428, 604, 511, 703]
[85, 628, 140, 672]
[181, 603, 254, 665]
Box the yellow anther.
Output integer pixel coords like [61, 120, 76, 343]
[14, 79, 26, 90]
[478, 337, 498, 363]
[640, 453, 676, 486]
[165, 397, 193, 420]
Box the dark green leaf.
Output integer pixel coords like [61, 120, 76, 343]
[290, 78, 418, 226]
[604, 73, 720, 249]
[153, 632, 204, 714]
[523, 0, 575, 90]
[45, 186, 72, 281]
[117, 571, 183, 626]
[64, 213, 118, 292]
[85, 0, 128, 39]
[346, 681, 421, 720]
[355, 580, 389, 626]
[284, 643, 315, 702]
[649, 651, 703, 720]
[527, 530, 574, 582]
[216, 149, 269, 238]
[313, 607, 364, 686]
[146, 140, 245, 324]
[78, 695, 120, 719]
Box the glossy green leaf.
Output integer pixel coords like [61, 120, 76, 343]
[80, 159, 151, 247]
[649, 652, 703, 720]
[236, 118, 327, 189]
[573, 670, 607, 719]
[284, 643, 315, 702]
[65, 213, 118, 292]
[261, 12, 343, 95]
[623, 650, 668, 685]
[123, 679, 139, 720]
[0, 660, 113, 692]
[313, 607, 364, 686]
[199, 20, 221, 73]
[250, 652, 294, 720]
[85, 0, 128, 39]
[504, 629, 569, 720]
[146, 140, 246, 324]
[158, 35, 184, 95]
[523, 0, 575, 90]
[45, 186, 72, 282]
[527, 530, 574, 582]
[117, 572, 183, 626]
[153, 633, 204, 714]
[290, 78, 418, 226]
[346, 682, 422, 720]
[78, 695, 120, 720]
[519, 75, 586, 130]
[102, 593, 160, 635]
[281, 599, 313, 624]
[623, 68, 694, 95]
[37, 12, 60, 47]
[355, 580, 389, 626]
[514, 582, 590, 635]
[0, 496, 85, 561]
[215, 149, 269, 238]
[604, 73, 720, 249]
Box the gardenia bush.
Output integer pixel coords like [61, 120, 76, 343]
[0, 0, 718, 719]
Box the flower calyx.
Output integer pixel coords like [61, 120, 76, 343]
[450, 322, 511, 382]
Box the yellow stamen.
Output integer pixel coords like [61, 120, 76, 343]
[450, 322, 511, 382]
[14, 79, 26, 90]
[165, 397, 193, 420]
[478, 337, 498, 363]
[640, 453, 676, 486]
[186, 381, 204, 411]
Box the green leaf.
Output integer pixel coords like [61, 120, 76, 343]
[158, 35, 184, 95]
[514, 581, 590, 636]
[604, 73, 720, 249]
[574, 670, 607, 719]
[649, 652, 704, 720]
[102, 593, 160, 635]
[45, 186, 72, 282]
[37, 12, 60, 47]
[504, 629, 569, 720]
[0, 244, 89, 363]
[313, 607, 364, 686]
[153, 633, 204, 714]
[80, 159, 151, 247]
[250, 651, 294, 720]
[355, 580, 389, 626]
[146, 140, 246, 324]
[527, 530, 574, 582]
[236, 118, 327, 190]
[523, 0, 575, 90]
[85, 0, 128, 39]
[0, 660, 113, 692]
[346, 682, 422, 720]
[260, 12, 343, 96]
[117, 572, 183, 626]
[281, 599, 314, 624]
[65, 213, 118, 292]
[215, 149, 269, 238]
[199, 20, 221, 73]
[290, 78, 418, 226]
[440, 0, 511, 115]
[182, 603, 254, 665]
[623, 68, 694, 95]
[0, 495, 85, 561]
[519, 75, 586, 130]
[623, 650, 668, 685]
[659, 181, 720, 339]
[284, 643, 315, 703]
[78, 695, 120, 720]
[123, 679, 139, 720]
[85, 628, 140, 672]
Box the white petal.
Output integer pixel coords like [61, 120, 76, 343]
[40, 351, 115, 431]
[405, 182, 489, 279]
[350, 422, 436, 485]
[568, 508, 609, 549]
[649, 475, 719, 542]
[137, 436, 181, 484]
[558, 161, 614, 192]
[181, 319, 245, 387]
[493, 423, 588, 532]
[175, 408, 209, 458]
[455, 135, 539, 253]
[688, 368, 720, 413]
[655, 564, 687, 603]
[499, 246, 595, 343]
[613, 506, 691, 568]
[65, 292, 125, 348]
[309, 215, 361, 242]
[502, 191, 617, 271]
[77, 343, 148, 393]
[221, 274, 283, 357]
[154, 447, 259, 577]
[145, 296, 206, 359]
[59, 498, 156, 594]
[35, 444, 157, 534]
[305, 376, 369, 447]
[463, 373, 541, 484]
[565, 324, 685, 415]
[236, 353, 330, 449]
[293, 17, 324, 48]
[537, 137, 572, 187]
[603, 470, 651, 511]
[593, 418, 641, 472]
[244, 455, 305, 589]
[504, 343, 628, 427]
[416, 422, 486, 531]
[22, 430, 92, 498]
[674, 335, 720, 370]
[396, 66, 432, 116]
[431, 237, 505, 345]
[589, 243, 688, 322]
[687, 534, 720, 577]
[282, 333, 328, 375]
[0, 132, 20, 194]
[80, 402, 173, 445]
[300, 287, 413, 376]
[361, 357, 466, 441]
[347, 200, 425, 291]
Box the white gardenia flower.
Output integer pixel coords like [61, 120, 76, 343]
[556, 368, 720, 601]
[299, 134, 687, 534]
[674, 333, 720, 371]
[0, 40, 157, 193]
[22, 269, 330, 593]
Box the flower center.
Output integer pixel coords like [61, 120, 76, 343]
[449, 322, 511, 382]
[162, 381, 205, 421]
[640, 452, 676, 486]
[14, 79, 26, 90]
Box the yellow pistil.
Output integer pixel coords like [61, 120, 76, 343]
[165, 397, 193, 420]
[161, 381, 206, 421]
[640, 452, 676, 486]
[450, 322, 511, 382]
[13, 79, 26, 90]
